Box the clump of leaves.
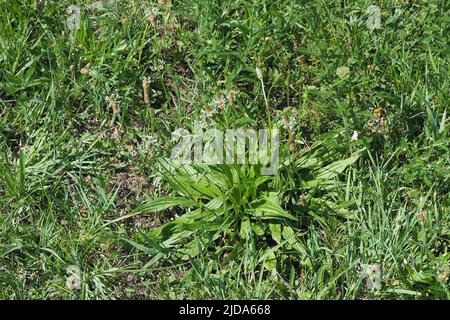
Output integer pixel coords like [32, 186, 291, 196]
[125, 162, 303, 270]
[124, 133, 364, 273]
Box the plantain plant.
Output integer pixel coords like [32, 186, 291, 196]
[121, 130, 365, 273]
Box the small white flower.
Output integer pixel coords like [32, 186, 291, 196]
[351, 131, 359, 141]
[256, 67, 263, 80]
[336, 66, 350, 80]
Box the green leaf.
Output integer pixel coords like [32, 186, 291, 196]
[249, 193, 297, 221]
[282, 226, 307, 256]
[137, 197, 197, 213]
[108, 197, 197, 224]
[269, 223, 282, 243]
[315, 149, 364, 181]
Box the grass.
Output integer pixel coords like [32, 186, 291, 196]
[0, 0, 448, 299]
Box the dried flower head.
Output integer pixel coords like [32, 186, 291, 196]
[437, 266, 449, 283]
[109, 96, 120, 115]
[417, 211, 426, 225]
[142, 77, 150, 104]
[80, 63, 91, 75]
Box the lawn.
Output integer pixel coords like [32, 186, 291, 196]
[0, 0, 448, 299]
